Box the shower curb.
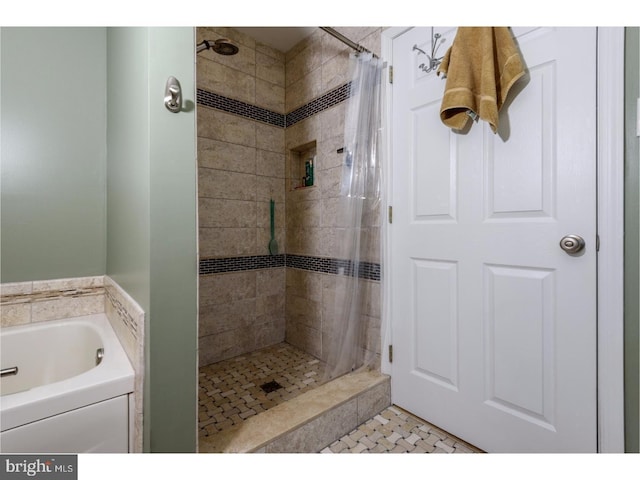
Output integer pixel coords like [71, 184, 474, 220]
[198, 370, 390, 453]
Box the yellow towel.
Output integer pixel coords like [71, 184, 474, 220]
[437, 27, 525, 133]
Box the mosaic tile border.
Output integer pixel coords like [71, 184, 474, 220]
[199, 254, 286, 275]
[286, 254, 380, 281]
[196, 82, 352, 129]
[197, 89, 285, 127]
[285, 83, 351, 127]
[199, 254, 380, 281]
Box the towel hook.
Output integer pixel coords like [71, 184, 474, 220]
[413, 27, 446, 74]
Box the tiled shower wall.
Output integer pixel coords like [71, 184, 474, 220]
[197, 27, 287, 366]
[197, 26, 383, 368]
[283, 28, 383, 366]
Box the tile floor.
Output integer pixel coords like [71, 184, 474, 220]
[199, 342, 482, 453]
[322, 405, 482, 453]
[198, 342, 327, 438]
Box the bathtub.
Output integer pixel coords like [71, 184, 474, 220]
[0, 313, 134, 453]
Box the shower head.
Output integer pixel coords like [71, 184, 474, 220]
[196, 38, 239, 55]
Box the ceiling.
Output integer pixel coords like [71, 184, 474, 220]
[234, 27, 316, 53]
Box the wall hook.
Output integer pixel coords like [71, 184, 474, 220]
[164, 76, 182, 113]
[413, 28, 447, 74]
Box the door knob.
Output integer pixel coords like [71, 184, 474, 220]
[559, 234, 585, 255]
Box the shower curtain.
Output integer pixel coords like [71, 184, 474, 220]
[324, 52, 384, 381]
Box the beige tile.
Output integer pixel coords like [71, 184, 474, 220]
[285, 71, 322, 113]
[256, 78, 285, 114]
[196, 56, 255, 104]
[285, 115, 321, 152]
[256, 268, 285, 297]
[285, 34, 323, 87]
[319, 165, 343, 198]
[360, 28, 383, 57]
[198, 198, 256, 228]
[285, 226, 325, 257]
[256, 122, 284, 154]
[285, 322, 322, 359]
[318, 135, 346, 171]
[256, 51, 285, 88]
[286, 294, 322, 330]
[31, 294, 105, 323]
[32, 275, 104, 292]
[0, 281, 33, 296]
[357, 379, 391, 424]
[286, 269, 323, 303]
[287, 199, 322, 229]
[265, 398, 358, 453]
[200, 227, 258, 257]
[199, 271, 256, 306]
[253, 318, 286, 349]
[199, 299, 257, 337]
[320, 196, 349, 228]
[285, 29, 320, 63]
[322, 52, 351, 92]
[198, 168, 257, 201]
[321, 29, 351, 64]
[197, 137, 256, 174]
[320, 103, 346, 141]
[256, 293, 285, 317]
[256, 149, 285, 178]
[197, 108, 256, 147]
[256, 41, 286, 63]
[0, 302, 32, 327]
[199, 329, 255, 366]
[256, 176, 285, 203]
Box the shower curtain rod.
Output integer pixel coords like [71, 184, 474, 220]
[320, 27, 377, 57]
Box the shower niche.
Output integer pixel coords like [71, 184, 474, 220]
[289, 141, 316, 190]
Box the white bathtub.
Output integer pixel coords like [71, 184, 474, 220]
[0, 313, 134, 452]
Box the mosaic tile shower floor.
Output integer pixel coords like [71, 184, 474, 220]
[199, 342, 482, 453]
[198, 342, 328, 438]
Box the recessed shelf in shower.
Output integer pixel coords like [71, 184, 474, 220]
[289, 141, 316, 191]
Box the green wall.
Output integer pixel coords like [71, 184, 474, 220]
[0, 27, 107, 282]
[106, 27, 198, 453]
[625, 26, 640, 453]
[1, 26, 198, 452]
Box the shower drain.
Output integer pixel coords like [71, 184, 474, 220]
[260, 380, 283, 393]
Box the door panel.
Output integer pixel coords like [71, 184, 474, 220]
[391, 27, 597, 452]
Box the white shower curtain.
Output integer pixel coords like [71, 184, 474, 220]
[324, 52, 384, 381]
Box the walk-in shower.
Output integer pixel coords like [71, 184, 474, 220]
[195, 26, 386, 452]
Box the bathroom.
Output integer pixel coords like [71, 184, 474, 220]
[1, 20, 640, 460]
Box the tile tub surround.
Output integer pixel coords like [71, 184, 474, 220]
[104, 276, 145, 453]
[0, 275, 145, 453]
[0, 276, 105, 327]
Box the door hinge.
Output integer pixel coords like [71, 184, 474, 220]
[388, 206, 393, 224]
[388, 344, 393, 363]
[596, 234, 600, 252]
[388, 65, 393, 84]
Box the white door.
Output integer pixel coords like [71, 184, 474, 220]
[390, 27, 597, 453]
